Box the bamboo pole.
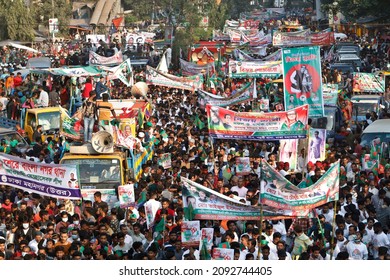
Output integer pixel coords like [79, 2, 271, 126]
[329, 199, 338, 260]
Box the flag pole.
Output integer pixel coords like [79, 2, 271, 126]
[210, 137, 218, 184]
[303, 125, 310, 180]
[329, 198, 338, 260]
[257, 203, 263, 260]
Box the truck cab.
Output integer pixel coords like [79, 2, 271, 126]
[351, 95, 387, 123]
[60, 149, 132, 190]
[60, 142, 134, 209]
[24, 107, 65, 142]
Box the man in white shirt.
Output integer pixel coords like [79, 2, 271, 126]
[28, 231, 43, 254]
[346, 232, 368, 260]
[0, 93, 8, 117]
[113, 232, 132, 255]
[166, 45, 172, 68]
[143, 192, 162, 226]
[230, 177, 248, 198]
[317, 204, 334, 224]
[372, 222, 390, 259]
[37, 85, 49, 107]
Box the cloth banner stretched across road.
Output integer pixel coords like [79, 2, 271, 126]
[228, 60, 282, 78]
[273, 29, 312, 46]
[311, 31, 335, 46]
[322, 83, 339, 106]
[198, 81, 256, 108]
[146, 66, 203, 91]
[180, 59, 215, 76]
[352, 72, 385, 93]
[89, 51, 123, 66]
[181, 177, 310, 220]
[282, 46, 324, 118]
[261, 49, 282, 61]
[206, 104, 309, 140]
[273, 30, 334, 46]
[260, 160, 340, 211]
[0, 154, 81, 200]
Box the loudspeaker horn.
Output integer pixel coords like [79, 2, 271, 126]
[91, 131, 114, 154]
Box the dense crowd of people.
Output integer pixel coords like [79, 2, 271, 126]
[0, 18, 390, 261]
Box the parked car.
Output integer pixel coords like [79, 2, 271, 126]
[335, 53, 362, 70]
[360, 119, 390, 148]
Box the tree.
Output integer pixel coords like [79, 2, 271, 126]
[322, 0, 390, 21]
[122, 0, 154, 21]
[30, 0, 72, 35]
[339, 0, 390, 20]
[207, 0, 229, 30]
[0, 0, 35, 41]
[224, 0, 258, 19]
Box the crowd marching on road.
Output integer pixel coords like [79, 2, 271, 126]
[0, 12, 390, 261]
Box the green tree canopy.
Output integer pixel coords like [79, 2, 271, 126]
[30, 0, 72, 35]
[0, 0, 35, 41]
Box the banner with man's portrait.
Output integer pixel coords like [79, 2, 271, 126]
[282, 46, 324, 118]
[206, 104, 309, 140]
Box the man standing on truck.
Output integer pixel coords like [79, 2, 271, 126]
[96, 93, 116, 135]
[95, 76, 108, 99]
[82, 91, 97, 142]
[36, 85, 49, 107]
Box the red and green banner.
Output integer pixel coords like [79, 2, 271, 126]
[228, 60, 282, 78]
[260, 160, 340, 210]
[206, 104, 309, 140]
[352, 73, 385, 93]
[146, 66, 204, 91]
[181, 177, 310, 220]
[282, 46, 324, 117]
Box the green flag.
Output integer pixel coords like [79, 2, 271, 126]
[194, 115, 205, 130]
[155, 217, 165, 232]
[200, 238, 211, 260]
[160, 130, 168, 139]
[222, 167, 232, 181]
[184, 201, 195, 221]
[137, 108, 144, 129]
[151, 136, 160, 146]
[136, 190, 147, 205]
[218, 242, 230, 249]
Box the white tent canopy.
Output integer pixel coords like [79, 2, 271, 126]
[9, 42, 39, 53]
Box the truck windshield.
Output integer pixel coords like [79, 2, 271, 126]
[61, 158, 121, 189]
[352, 102, 378, 121]
[38, 112, 61, 131]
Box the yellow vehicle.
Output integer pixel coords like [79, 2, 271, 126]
[60, 150, 131, 190]
[60, 131, 135, 208]
[60, 131, 153, 207]
[24, 107, 67, 142]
